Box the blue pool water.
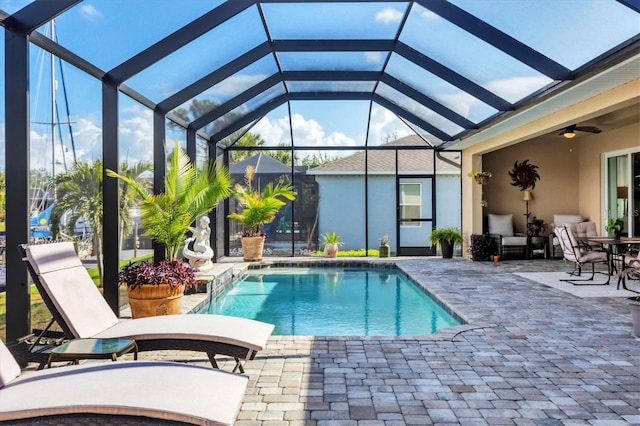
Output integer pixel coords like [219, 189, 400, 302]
[203, 267, 462, 336]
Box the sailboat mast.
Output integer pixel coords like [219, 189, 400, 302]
[50, 19, 56, 182]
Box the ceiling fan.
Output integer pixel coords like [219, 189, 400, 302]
[560, 124, 602, 139]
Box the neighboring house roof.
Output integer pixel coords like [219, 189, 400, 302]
[231, 153, 292, 175]
[307, 135, 461, 175]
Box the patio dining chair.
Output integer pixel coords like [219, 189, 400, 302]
[13, 241, 274, 372]
[0, 339, 247, 425]
[554, 222, 610, 285]
[549, 214, 583, 258]
[616, 246, 640, 291]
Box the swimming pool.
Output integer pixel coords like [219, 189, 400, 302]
[201, 266, 462, 336]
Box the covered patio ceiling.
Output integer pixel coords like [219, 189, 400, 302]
[3, 0, 639, 150]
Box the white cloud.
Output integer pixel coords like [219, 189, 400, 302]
[253, 115, 291, 145]
[1, 105, 414, 174]
[367, 107, 413, 145]
[290, 114, 325, 145]
[79, 4, 102, 20]
[486, 75, 550, 104]
[421, 9, 439, 20]
[203, 74, 269, 100]
[118, 107, 154, 163]
[376, 7, 403, 24]
[23, 105, 155, 176]
[251, 113, 360, 160]
[364, 51, 384, 64]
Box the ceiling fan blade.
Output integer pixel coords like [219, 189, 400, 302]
[575, 126, 601, 133]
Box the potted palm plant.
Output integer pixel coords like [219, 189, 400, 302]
[430, 227, 463, 258]
[107, 142, 232, 318]
[321, 231, 343, 258]
[228, 166, 297, 261]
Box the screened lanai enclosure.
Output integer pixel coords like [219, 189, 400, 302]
[2, 1, 639, 339]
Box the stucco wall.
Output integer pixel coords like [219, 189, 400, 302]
[436, 175, 462, 230]
[366, 175, 396, 249]
[482, 121, 639, 234]
[316, 175, 366, 251]
[316, 174, 461, 252]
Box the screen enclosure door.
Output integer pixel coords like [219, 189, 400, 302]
[397, 177, 434, 255]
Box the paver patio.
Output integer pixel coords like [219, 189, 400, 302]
[43, 258, 640, 425]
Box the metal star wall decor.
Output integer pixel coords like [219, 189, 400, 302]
[508, 160, 540, 190]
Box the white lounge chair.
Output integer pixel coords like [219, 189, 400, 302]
[16, 242, 274, 372]
[0, 339, 247, 425]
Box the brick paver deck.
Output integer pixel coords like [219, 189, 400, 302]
[90, 258, 640, 424]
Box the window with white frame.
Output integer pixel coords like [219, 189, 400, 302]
[400, 183, 421, 227]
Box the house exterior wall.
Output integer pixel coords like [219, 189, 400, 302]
[316, 173, 461, 253]
[316, 175, 366, 251]
[366, 175, 396, 250]
[435, 175, 462, 230]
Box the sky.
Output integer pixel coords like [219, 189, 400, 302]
[0, 0, 638, 174]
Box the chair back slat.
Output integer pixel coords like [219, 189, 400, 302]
[554, 225, 577, 262]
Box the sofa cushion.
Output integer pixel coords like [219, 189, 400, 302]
[488, 214, 514, 237]
[567, 221, 598, 239]
[502, 236, 527, 246]
[553, 214, 583, 226]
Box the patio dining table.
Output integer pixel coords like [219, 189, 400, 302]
[586, 236, 640, 291]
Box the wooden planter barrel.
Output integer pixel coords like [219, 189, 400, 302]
[126, 283, 185, 319]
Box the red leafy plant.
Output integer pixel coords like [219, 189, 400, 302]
[119, 259, 196, 290]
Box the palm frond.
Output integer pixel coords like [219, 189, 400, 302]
[107, 142, 232, 260]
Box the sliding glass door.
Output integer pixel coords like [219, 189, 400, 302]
[604, 149, 639, 237]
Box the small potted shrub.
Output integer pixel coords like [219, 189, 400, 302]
[321, 231, 343, 258]
[605, 218, 623, 239]
[467, 170, 492, 185]
[429, 227, 463, 258]
[469, 233, 497, 261]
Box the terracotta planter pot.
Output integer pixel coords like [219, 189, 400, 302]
[242, 236, 265, 261]
[126, 283, 185, 319]
[324, 243, 339, 258]
[493, 255, 500, 263]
